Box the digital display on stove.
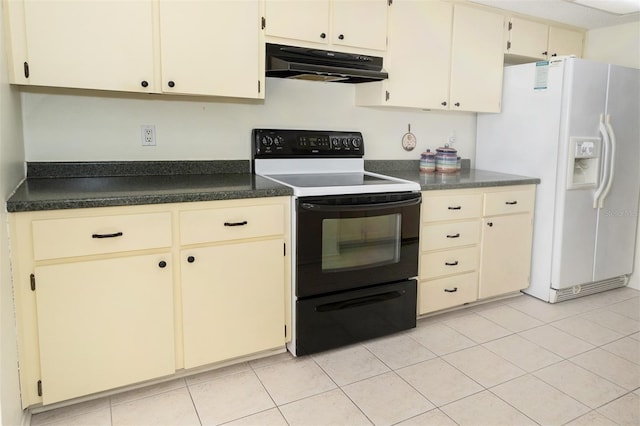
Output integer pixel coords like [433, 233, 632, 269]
[298, 135, 331, 150]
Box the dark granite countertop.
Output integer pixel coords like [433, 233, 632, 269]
[365, 160, 540, 190]
[6, 161, 293, 212]
[7, 160, 540, 213]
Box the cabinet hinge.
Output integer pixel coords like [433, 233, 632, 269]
[261, 16, 266, 30]
[508, 21, 513, 31]
[37, 380, 42, 397]
[30, 274, 36, 291]
[507, 41, 511, 50]
[23, 62, 29, 78]
[385, 91, 390, 101]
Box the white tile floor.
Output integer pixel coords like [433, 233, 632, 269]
[31, 288, 640, 426]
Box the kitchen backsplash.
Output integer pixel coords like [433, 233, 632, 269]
[20, 78, 476, 163]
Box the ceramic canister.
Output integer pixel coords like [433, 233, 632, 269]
[420, 149, 436, 172]
[435, 146, 458, 173]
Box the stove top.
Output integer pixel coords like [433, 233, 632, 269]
[252, 128, 420, 197]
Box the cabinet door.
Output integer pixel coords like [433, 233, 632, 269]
[22, 0, 154, 92]
[35, 254, 175, 404]
[506, 17, 548, 59]
[331, 0, 387, 50]
[181, 239, 285, 369]
[450, 5, 505, 113]
[479, 214, 533, 299]
[264, 0, 330, 45]
[548, 26, 584, 58]
[385, 0, 451, 109]
[160, 0, 263, 98]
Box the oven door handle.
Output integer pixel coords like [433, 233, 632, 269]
[315, 290, 404, 312]
[300, 197, 421, 212]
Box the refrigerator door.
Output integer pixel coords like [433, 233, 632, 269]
[593, 65, 640, 281]
[550, 59, 609, 290]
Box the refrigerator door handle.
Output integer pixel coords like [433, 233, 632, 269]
[599, 114, 617, 208]
[593, 115, 611, 209]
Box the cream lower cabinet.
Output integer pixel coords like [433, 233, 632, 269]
[479, 187, 535, 299]
[419, 185, 535, 315]
[179, 201, 288, 369]
[9, 197, 290, 408]
[35, 254, 175, 405]
[180, 240, 285, 368]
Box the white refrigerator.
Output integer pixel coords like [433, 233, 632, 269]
[476, 57, 640, 303]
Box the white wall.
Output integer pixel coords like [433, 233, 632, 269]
[584, 21, 640, 69]
[21, 79, 476, 163]
[584, 21, 640, 290]
[0, 0, 26, 424]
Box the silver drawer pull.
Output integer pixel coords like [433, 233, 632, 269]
[444, 287, 458, 293]
[445, 261, 459, 266]
[446, 233, 461, 238]
[505, 201, 518, 205]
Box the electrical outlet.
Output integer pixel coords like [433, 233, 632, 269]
[141, 125, 156, 146]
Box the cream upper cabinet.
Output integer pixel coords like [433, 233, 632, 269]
[264, 0, 387, 51]
[159, 0, 263, 98]
[505, 17, 548, 60]
[330, 0, 388, 50]
[5, 0, 263, 98]
[356, 2, 504, 113]
[449, 4, 505, 113]
[548, 26, 584, 58]
[14, 0, 154, 91]
[356, 0, 451, 109]
[264, 0, 330, 45]
[505, 17, 584, 62]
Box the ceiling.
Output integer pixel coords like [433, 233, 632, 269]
[469, 0, 640, 29]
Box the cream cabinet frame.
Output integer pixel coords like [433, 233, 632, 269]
[419, 185, 536, 315]
[9, 197, 290, 408]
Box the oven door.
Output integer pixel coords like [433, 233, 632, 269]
[296, 192, 420, 298]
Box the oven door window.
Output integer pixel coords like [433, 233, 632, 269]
[322, 214, 401, 272]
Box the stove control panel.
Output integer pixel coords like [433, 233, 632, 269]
[253, 129, 364, 158]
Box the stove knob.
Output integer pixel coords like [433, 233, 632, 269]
[262, 136, 273, 147]
[332, 138, 341, 149]
[351, 137, 362, 148]
[274, 136, 284, 147]
[341, 138, 349, 148]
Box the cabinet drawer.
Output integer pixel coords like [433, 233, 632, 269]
[421, 220, 481, 251]
[32, 213, 172, 261]
[422, 193, 482, 222]
[418, 272, 478, 314]
[484, 187, 535, 216]
[180, 204, 284, 245]
[420, 246, 478, 280]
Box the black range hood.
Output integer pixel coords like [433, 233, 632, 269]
[266, 43, 388, 83]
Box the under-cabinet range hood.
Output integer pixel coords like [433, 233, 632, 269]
[265, 43, 388, 83]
